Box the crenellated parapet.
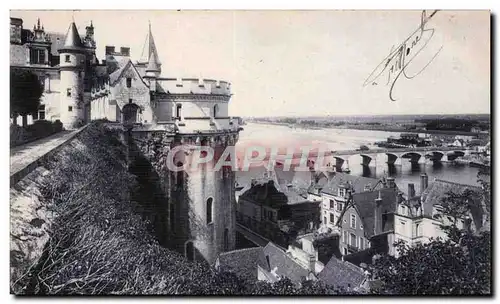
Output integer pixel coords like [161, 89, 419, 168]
[157, 78, 231, 97]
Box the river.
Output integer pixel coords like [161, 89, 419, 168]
[236, 123, 481, 195]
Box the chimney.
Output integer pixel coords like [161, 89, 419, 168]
[105, 45, 115, 55]
[420, 173, 429, 194]
[308, 254, 316, 272]
[386, 177, 396, 189]
[120, 47, 130, 57]
[407, 183, 416, 198]
[374, 191, 383, 236]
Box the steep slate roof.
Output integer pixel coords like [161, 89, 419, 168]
[273, 167, 313, 191]
[60, 22, 84, 51]
[263, 242, 313, 284]
[239, 180, 288, 209]
[46, 32, 65, 56]
[216, 247, 269, 282]
[421, 179, 485, 230]
[318, 256, 366, 290]
[352, 188, 401, 238]
[321, 173, 381, 196]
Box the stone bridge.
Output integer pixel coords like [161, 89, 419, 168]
[274, 146, 468, 170]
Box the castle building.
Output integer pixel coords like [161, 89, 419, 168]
[10, 17, 97, 128]
[10, 16, 242, 264]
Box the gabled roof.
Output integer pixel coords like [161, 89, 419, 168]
[263, 242, 313, 284]
[318, 256, 366, 290]
[216, 247, 269, 282]
[421, 179, 485, 230]
[273, 167, 313, 191]
[239, 180, 288, 209]
[352, 188, 400, 238]
[108, 58, 148, 88]
[321, 173, 381, 196]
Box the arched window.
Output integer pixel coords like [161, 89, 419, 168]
[185, 241, 195, 261]
[206, 197, 213, 224]
[122, 103, 139, 124]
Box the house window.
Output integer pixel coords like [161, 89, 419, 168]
[206, 197, 213, 224]
[329, 199, 334, 209]
[360, 237, 364, 250]
[336, 202, 343, 212]
[324, 216, 327, 224]
[38, 105, 45, 120]
[67, 88, 71, 97]
[329, 213, 335, 223]
[129, 98, 133, 104]
[343, 230, 347, 243]
[65, 55, 70, 63]
[350, 214, 356, 229]
[33, 105, 45, 120]
[339, 188, 346, 197]
[68, 106, 73, 112]
[176, 104, 182, 120]
[126, 77, 132, 88]
[401, 205, 406, 215]
[350, 233, 357, 247]
[344, 248, 348, 255]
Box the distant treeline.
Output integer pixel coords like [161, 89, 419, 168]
[415, 118, 489, 132]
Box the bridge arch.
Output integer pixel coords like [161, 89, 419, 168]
[386, 152, 399, 165]
[401, 152, 422, 164]
[425, 151, 444, 161]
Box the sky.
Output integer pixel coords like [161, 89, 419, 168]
[10, 10, 490, 117]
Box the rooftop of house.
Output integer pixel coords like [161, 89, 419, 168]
[321, 173, 383, 196]
[318, 255, 366, 290]
[263, 242, 314, 284]
[352, 187, 401, 238]
[421, 179, 486, 230]
[216, 247, 270, 282]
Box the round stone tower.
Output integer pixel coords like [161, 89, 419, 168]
[58, 22, 86, 129]
[129, 24, 242, 265]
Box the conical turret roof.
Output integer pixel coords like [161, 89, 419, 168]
[59, 22, 84, 52]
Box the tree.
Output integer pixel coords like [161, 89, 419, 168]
[369, 176, 491, 295]
[10, 69, 44, 126]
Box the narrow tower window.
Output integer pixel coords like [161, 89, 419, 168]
[185, 241, 195, 261]
[68, 106, 73, 112]
[224, 228, 229, 251]
[206, 197, 213, 224]
[126, 78, 132, 88]
[66, 88, 71, 97]
[176, 104, 182, 120]
[65, 55, 70, 63]
[213, 104, 218, 118]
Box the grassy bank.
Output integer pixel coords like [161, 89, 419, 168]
[12, 121, 344, 295]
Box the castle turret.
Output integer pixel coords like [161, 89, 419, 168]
[58, 22, 86, 129]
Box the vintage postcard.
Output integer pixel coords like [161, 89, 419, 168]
[9, 9, 491, 296]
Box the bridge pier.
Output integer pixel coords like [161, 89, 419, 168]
[335, 157, 345, 171]
[360, 154, 372, 167]
[386, 153, 398, 165]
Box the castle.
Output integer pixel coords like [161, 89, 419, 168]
[10, 17, 242, 264]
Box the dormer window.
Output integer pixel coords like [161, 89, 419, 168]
[30, 48, 45, 64]
[339, 188, 346, 197]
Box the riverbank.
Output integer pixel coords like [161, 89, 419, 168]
[249, 121, 482, 137]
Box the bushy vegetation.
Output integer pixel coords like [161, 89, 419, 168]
[13, 122, 343, 295]
[10, 69, 44, 127]
[10, 120, 64, 147]
[369, 173, 491, 295]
